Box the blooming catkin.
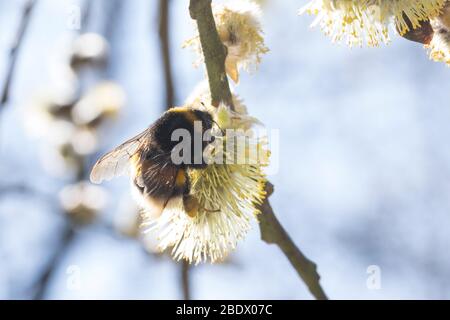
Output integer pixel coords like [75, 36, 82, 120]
[300, 0, 447, 47]
[142, 86, 269, 264]
[428, 32, 450, 65]
[184, 0, 269, 83]
[427, 1, 450, 66]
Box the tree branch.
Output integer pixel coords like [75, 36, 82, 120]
[189, 0, 233, 108]
[188, 0, 328, 300]
[258, 183, 328, 300]
[0, 0, 36, 108]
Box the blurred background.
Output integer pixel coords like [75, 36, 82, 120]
[0, 0, 449, 300]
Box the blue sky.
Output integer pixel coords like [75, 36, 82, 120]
[0, 0, 450, 299]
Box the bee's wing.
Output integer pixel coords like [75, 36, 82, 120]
[90, 129, 151, 184]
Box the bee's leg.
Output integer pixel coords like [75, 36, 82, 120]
[183, 194, 199, 218]
[202, 207, 221, 213]
[133, 178, 145, 194]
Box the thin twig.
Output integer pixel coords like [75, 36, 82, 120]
[158, 0, 192, 299]
[181, 260, 191, 300]
[0, 183, 55, 203]
[0, 0, 36, 107]
[31, 0, 98, 299]
[158, 0, 175, 111]
[81, 0, 92, 33]
[188, 0, 328, 300]
[32, 163, 85, 300]
[33, 224, 75, 299]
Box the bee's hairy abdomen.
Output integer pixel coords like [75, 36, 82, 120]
[132, 149, 189, 199]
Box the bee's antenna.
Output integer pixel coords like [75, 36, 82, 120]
[198, 101, 225, 135]
[211, 119, 225, 135]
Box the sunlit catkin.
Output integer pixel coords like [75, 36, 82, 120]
[185, 0, 269, 83]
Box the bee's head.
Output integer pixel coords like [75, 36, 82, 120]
[153, 108, 214, 155]
[192, 109, 214, 132]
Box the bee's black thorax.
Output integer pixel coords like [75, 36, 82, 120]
[151, 108, 213, 168]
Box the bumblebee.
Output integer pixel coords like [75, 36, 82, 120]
[399, 2, 450, 44]
[399, 17, 435, 44]
[90, 107, 214, 218]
